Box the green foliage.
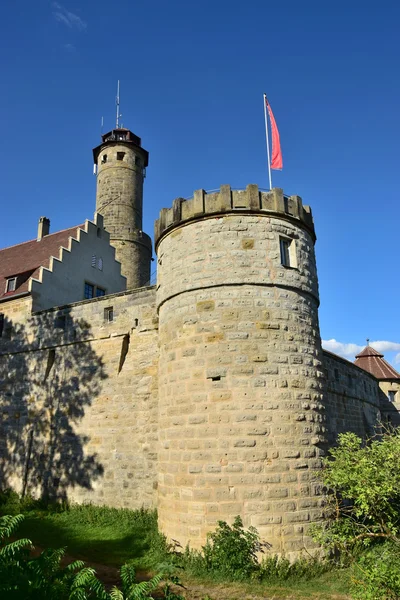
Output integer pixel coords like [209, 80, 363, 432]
[201, 516, 261, 580]
[0, 514, 111, 599]
[259, 553, 329, 582]
[312, 429, 400, 599]
[314, 431, 400, 550]
[0, 513, 183, 600]
[349, 542, 400, 600]
[179, 516, 330, 584]
[0, 488, 62, 516]
[0, 492, 166, 570]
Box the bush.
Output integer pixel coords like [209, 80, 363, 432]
[201, 516, 262, 580]
[312, 429, 400, 599]
[0, 513, 184, 600]
[350, 542, 400, 600]
[0, 489, 55, 516]
[179, 516, 331, 584]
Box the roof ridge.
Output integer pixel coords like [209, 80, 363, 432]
[0, 224, 84, 253]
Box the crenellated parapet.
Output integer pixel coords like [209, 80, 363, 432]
[155, 184, 315, 249]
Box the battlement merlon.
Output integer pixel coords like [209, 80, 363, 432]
[154, 185, 315, 250]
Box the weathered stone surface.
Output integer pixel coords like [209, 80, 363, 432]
[0, 185, 384, 561]
[95, 138, 151, 289]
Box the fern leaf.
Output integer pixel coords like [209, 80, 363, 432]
[110, 588, 124, 600]
[120, 563, 136, 590]
[0, 514, 25, 542]
[71, 566, 97, 589]
[64, 560, 86, 573]
[0, 537, 32, 559]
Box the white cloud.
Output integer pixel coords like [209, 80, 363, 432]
[52, 3, 87, 31]
[322, 339, 363, 359]
[322, 339, 400, 362]
[63, 43, 76, 52]
[395, 353, 400, 365]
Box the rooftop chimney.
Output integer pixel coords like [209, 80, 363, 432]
[37, 217, 50, 241]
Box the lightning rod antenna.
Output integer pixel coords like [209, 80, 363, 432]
[116, 80, 120, 128]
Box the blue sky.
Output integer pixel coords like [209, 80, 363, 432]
[1, 0, 399, 365]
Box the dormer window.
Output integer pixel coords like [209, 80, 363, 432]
[6, 277, 17, 293]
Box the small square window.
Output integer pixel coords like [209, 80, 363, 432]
[135, 156, 140, 165]
[117, 152, 125, 161]
[101, 154, 107, 164]
[280, 239, 291, 267]
[84, 283, 94, 299]
[96, 287, 105, 297]
[6, 278, 17, 293]
[104, 307, 114, 322]
[279, 237, 297, 268]
[388, 390, 397, 403]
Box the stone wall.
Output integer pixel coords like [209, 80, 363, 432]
[155, 185, 326, 557]
[0, 183, 397, 559]
[378, 380, 400, 426]
[323, 350, 381, 444]
[0, 287, 159, 508]
[95, 140, 152, 289]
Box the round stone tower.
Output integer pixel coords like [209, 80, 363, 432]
[93, 128, 152, 288]
[155, 185, 326, 558]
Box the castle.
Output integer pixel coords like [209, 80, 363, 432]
[1, 122, 399, 559]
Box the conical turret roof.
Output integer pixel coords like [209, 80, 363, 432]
[354, 345, 400, 380]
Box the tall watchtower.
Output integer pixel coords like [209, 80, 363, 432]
[93, 128, 152, 289]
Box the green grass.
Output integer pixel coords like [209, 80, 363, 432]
[0, 491, 351, 598]
[180, 569, 351, 599]
[19, 505, 162, 568]
[0, 491, 166, 569]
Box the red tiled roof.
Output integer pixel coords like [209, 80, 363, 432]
[0, 226, 83, 302]
[354, 345, 400, 381]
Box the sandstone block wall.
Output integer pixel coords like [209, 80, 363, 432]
[323, 351, 381, 443]
[0, 183, 395, 559]
[0, 288, 159, 508]
[95, 141, 152, 289]
[155, 186, 326, 557]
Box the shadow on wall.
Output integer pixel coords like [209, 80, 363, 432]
[0, 312, 107, 501]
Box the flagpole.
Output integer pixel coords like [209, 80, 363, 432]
[263, 93, 272, 190]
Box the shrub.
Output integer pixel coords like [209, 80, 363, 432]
[350, 542, 400, 600]
[312, 429, 400, 599]
[201, 516, 262, 580]
[0, 513, 184, 600]
[0, 488, 66, 516]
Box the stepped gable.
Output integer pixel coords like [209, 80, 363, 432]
[354, 345, 400, 380]
[0, 226, 83, 301]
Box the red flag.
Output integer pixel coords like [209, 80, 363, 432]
[265, 97, 283, 170]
